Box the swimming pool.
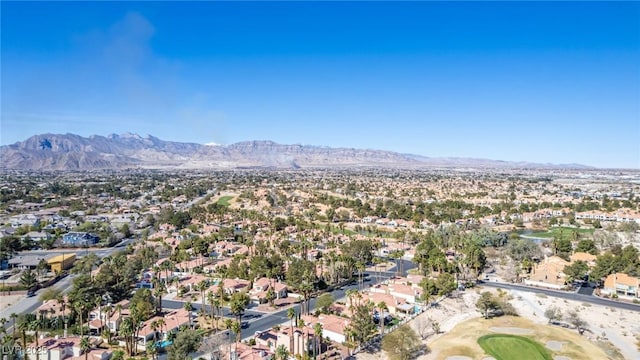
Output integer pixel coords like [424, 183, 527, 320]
[157, 340, 173, 348]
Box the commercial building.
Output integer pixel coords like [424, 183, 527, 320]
[47, 253, 76, 273]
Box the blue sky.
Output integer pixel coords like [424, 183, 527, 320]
[2, 1, 639, 168]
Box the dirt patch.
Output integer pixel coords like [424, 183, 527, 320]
[0, 295, 22, 311]
[547, 341, 566, 351]
[506, 289, 640, 360]
[489, 326, 534, 335]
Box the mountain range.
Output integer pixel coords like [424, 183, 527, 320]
[0, 133, 592, 170]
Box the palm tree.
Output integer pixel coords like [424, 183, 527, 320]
[80, 336, 91, 360]
[153, 280, 166, 314]
[376, 302, 388, 336]
[9, 313, 18, 339]
[156, 318, 166, 341]
[102, 327, 112, 345]
[229, 292, 249, 324]
[146, 340, 158, 360]
[28, 318, 42, 360]
[94, 296, 103, 335]
[150, 320, 159, 342]
[276, 344, 289, 360]
[183, 302, 194, 329]
[120, 317, 134, 356]
[313, 323, 323, 358]
[18, 317, 29, 352]
[345, 289, 357, 309]
[287, 308, 296, 354]
[74, 301, 87, 337]
[297, 319, 306, 357]
[231, 320, 242, 344]
[206, 291, 216, 329]
[197, 280, 208, 318]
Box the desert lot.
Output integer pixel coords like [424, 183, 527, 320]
[427, 316, 608, 360]
[357, 288, 640, 360]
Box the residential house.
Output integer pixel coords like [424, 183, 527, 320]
[569, 252, 597, 267]
[62, 232, 100, 246]
[524, 256, 569, 290]
[21, 231, 51, 242]
[358, 291, 409, 317]
[28, 337, 112, 360]
[10, 214, 40, 228]
[601, 273, 640, 299]
[230, 342, 273, 360]
[7, 253, 55, 269]
[103, 300, 130, 334]
[221, 278, 251, 295]
[249, 277, 288, 304]
[307, 314, 350, 345]
[34, 298, 70, 319]
[272, 326, 313, 357]
[163, 308, 192, 336]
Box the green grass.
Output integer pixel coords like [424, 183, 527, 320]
[528, 227, 594, 241]
[216, 196, 234, 206]
[329, 227, 356, 235]
[478, 334, 553, 360]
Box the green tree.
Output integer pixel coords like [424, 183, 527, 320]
[276, 344, 290, 360]
[314, 293, 335, 314]
[287, 308, 296, 352]
[340, 239, 374, 265]
[231, 320, 242, 344]
[183, 302, 194, 328]
[506, 238, 542, 262]
[167, 329, 202, 360]
[563, 260, 589, 283]
[544, 306, 562, 324]
[435, 273, 456, 296]
[344, 301, 376, 348]
[80, 336, 91, 360]
[265, 287, 276, 308]
[575, 239, 598, 255]
[229, 292, 250, 323]
[19, 269, 37, 289]
[552, 237, 573, 256]
[381, 325, 421, 360]
[476, 291, 500, 319]
[313, 322, 323, 358]
[39, 287, 63, 302]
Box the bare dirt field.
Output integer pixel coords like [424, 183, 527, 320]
[0, 294, 23, 312]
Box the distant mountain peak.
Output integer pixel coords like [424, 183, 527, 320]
[0, 132, 595, 170]
[121, 132, 142, 139]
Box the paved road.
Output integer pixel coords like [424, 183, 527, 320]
[169, 259, 416, 342]
[163, 276, 389, 340]
[13, 248, 116, 259]
[479, 281, 640, 312]
[1, 246, 124, 330]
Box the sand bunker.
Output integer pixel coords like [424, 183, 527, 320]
[482, 357, 496, 360]
[546, 340, 566, 351]
[489, 326, 534, 335]
[445, 357, 472, 360]
[554, 357, 571, 360]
